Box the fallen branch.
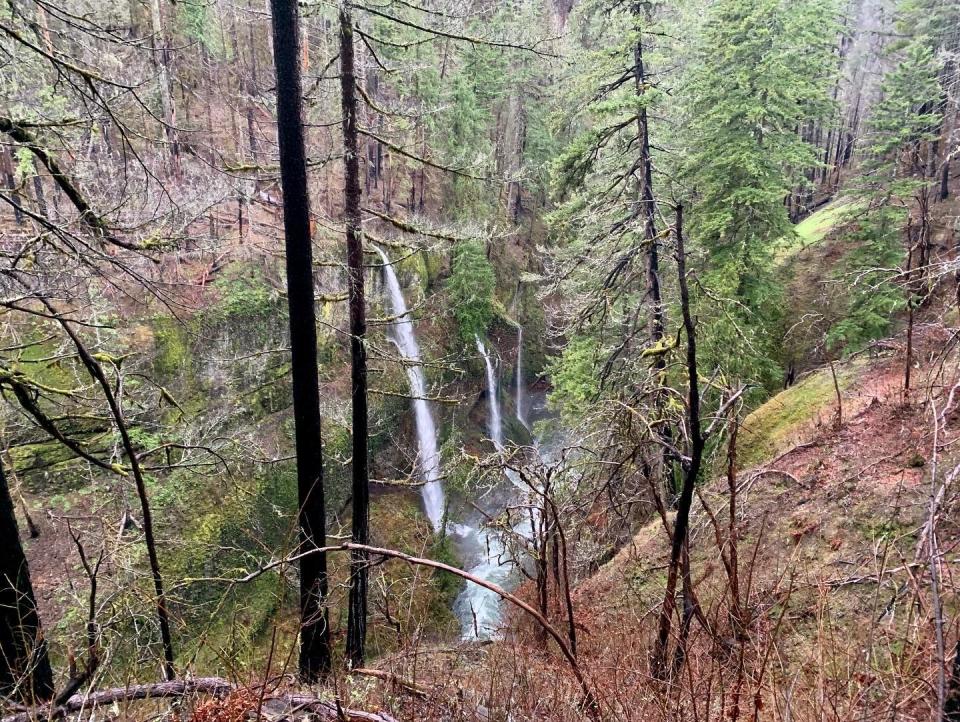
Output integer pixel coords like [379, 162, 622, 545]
[2, 678, 234, 722]
[1, 678, 399, 722]
[351, 668, 429, 699]
[183, 542, 600, 717]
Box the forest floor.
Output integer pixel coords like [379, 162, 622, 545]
[347, 322, 960, 720]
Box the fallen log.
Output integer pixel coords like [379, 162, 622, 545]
[1, 677, 398, 722]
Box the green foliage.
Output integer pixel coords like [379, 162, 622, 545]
[212, 270, 278, 321]
[152, 317, 192, 379]
[547, 336, 599, 419]
[860, 43, 942, 190]
[738, 360, 862, 467]
[682, 0, 839, 294]
[176, 0, 226, 57]
[825, 209, 907, 352]
[678, 0, 839, 387]
[792, 200, 862, 246]
[446, 239, 496, 342]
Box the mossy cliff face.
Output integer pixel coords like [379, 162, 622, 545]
[11, 229, 542, 678]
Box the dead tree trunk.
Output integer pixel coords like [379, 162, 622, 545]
[47, 310, 176, 681]
[651, 203, 703, 677]
[0, 459, 53, 702]
[632, 7, 664, 348]
[269, 0, 332, 679]
[2, 147, 23, 224]
[340, 3, 370, 670]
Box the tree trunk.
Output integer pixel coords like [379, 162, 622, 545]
[31, 173, 47, 217]
[269, 0, 332, 680]
[339, 3, 370, 670]
[905, 219, 916, 393]
[2, 147, 23, 225]
[506, 88, 526, 224]
[48, 312, 176, 681]
[651, 203, 703, 678]
[0, 459, 54, 702]
[945, 640, 960, 720]
[149, 0, 179, 174]
[632, 9, 664, 350]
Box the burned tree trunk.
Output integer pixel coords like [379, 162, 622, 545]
[651, 203, 703, 677]
[340, 3, 370, 670]
[0, 459, 54, 702]
[269, 0, 332, 680]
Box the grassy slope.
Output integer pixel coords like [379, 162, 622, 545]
[507, 329, 952, 720]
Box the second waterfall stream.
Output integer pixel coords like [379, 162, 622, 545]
[376, 247, 526, 639]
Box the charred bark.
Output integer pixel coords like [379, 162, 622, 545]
[651, 203, 703, 677]
[269, 0, 332, 679]
[0, 460, 53, 702]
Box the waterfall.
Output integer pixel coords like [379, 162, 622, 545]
[474, 335, 504, 449]
[375, 247, 445, 531]
[515, 326, 527, 429]
[454, 334, 522, 639]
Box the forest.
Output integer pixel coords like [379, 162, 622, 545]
[0, 0, 958, 719]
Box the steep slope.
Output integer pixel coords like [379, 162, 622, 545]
[342, 324, 959, 721]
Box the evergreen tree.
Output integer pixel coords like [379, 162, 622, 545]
[447, 239, 497, 342]
[681, 0, 839, 386]
[339, 2, 370, 670]
[860, 44, 943, 189]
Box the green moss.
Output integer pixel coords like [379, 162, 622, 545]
[212, 269, 278, 321]
[365, 495, 460, 656]
[10, 330, 80, 392]
[738, 360, 863, 469]
[152, 317, 192, 378]
[10, 439, 100, 494]
[422, 248, 446, 287]
[396, 249, 431, 298]
[794, 201, 860, 244]
[776, 199, 864, 264]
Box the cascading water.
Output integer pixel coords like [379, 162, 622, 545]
[373, 263, 531, 638]
[453, 336, 526, 639]
[375, 247, 445, 531]
[474, 335, 504, 449]
[515, 326, 527, 430]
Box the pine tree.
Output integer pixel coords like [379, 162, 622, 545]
[681, 0, 839, 386]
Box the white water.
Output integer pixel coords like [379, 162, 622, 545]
[474, 336, 504, 448]
[515, 326, 527, 430]
[372, 266, 530, 638]
[454, 336, 527, 639]
[375, 247, 445, 531]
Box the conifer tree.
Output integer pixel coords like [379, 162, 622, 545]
[269, 0, 332, 679]
[340, 1, 370, 670]
[681, 0, 839, 386]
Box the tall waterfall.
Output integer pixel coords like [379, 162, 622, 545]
[515, 326, 527, 429]
[375, 247, 445, 531]
[474, 335, 504, 449]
